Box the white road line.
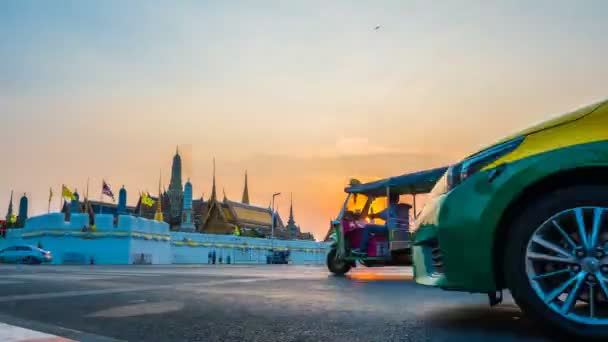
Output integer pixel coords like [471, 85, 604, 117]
[0, 278, 267, 303]
[4, 275, 125, 281]
[0, 322, 75, 342]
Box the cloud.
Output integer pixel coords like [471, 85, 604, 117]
[331, 137, 398, 157]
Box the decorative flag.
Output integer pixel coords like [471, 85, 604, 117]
[62, 185, 76, 200]
[102, 180, 115, 202]
[141, 193, 155, 207]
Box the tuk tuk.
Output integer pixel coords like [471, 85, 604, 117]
[326, 166, 447, 275]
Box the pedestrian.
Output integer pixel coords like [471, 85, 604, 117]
[227, 255, 231, 264]
[219, 255, 223, 264]
[212, 250, 216, 264]
[208, 251, 212, 264]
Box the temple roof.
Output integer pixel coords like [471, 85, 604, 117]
[225, 200, 284, 228]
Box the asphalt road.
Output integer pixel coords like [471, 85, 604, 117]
[0, 264, 556, 342]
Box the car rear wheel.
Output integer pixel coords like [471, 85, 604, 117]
[327, 248, 351, 276]
[505, 185, 608, 339]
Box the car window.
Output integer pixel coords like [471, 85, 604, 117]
[345, 193, 369, 214]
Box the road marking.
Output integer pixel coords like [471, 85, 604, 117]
[0, 322, 75, 342]
[0, 280, 24, 285]
[4, 275, 125, 281]
[0, 278, 267, 303]
[86, 300, 185, 318]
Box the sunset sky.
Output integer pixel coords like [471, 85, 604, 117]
[1, 0, 607, 239]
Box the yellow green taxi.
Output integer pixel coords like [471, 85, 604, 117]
[411, 99, 608, 338]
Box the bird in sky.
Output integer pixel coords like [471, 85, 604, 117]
[374, 24, 381, 30]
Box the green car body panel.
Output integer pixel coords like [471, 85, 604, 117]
[412, 139, 608, 293]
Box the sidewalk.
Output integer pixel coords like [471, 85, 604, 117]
[0, 322, 75, 342]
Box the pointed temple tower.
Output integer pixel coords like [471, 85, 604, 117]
[167, 146, 183, 222]
[181, 179, 195, 232]
[199, 159, 233, 234]
[117, 186, 127, 215]
[285, 193, 301, 239]
[18, 193, 28, 227]
[210, 159, 217, 202]
[5, 191, 14, 226]
[241, 171, 250, 204]
[72, 190, 81, 212]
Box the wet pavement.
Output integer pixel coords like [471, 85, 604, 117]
[0, 264, 554, 341]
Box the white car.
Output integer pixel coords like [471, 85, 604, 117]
[0, 245, 52, 264]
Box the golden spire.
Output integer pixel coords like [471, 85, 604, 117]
[210, 158, 217, 201]
[241, 170, 250, 204]
[154, 171, 164, 222]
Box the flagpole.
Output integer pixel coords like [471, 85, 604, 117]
[84, 178, 90, 216]
[59, 184, 64, 213]
[48, 188, 51, 213]
[100, 180, 103, 215]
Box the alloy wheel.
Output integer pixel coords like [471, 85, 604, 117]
[526, 206, 608, 325]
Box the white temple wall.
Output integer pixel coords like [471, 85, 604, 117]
[171, 232, 330, 265]
[2, 214, 329, 265]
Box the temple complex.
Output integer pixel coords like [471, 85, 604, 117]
[57, 149, 314, 241]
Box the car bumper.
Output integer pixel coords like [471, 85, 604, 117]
[411, 194, 449, 288]
[411, 170, 502, 293]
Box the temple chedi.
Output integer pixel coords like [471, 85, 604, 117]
[167, 147, 183, 226]
[18, 193, 28, 227]
[181, 179, 195, 232]
[117, 186, 127, 215]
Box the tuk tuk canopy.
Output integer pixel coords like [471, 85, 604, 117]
[344, 166, 448, 197]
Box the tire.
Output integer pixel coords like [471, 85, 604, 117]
[327, 248, 351, 276]
[504, 185, 608, 339]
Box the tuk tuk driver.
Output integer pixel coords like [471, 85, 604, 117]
[353, 193, 410, 255]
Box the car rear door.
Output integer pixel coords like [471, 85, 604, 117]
[2, 247, 18, 262]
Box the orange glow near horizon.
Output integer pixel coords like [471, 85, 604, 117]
[1, 1, 608, 240]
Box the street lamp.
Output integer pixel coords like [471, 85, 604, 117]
[271, 192, 281, 251]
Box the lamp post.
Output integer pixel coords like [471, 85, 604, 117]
[271, 192, 281, 252]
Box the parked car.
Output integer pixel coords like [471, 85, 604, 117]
[0, 245, 52, 264]
[267, 250, 290, 264]
[411, 99, 608, 338]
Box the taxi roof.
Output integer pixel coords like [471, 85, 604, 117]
[345, 166, 448, 196]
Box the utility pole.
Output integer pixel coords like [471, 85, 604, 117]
[271, 192, 281, 253]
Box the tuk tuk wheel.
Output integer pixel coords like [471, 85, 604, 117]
[327, 248, 351, 276]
